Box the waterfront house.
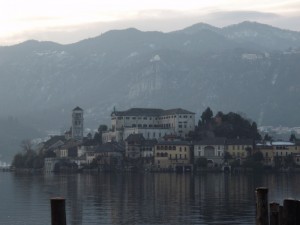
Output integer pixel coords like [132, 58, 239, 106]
[257, 141, 299, 167]
[85, 142, 123, 170]
[154, 140, 193, 171]
[226, 139, 254, 162]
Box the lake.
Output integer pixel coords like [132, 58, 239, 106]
[1, 172, 300, 225]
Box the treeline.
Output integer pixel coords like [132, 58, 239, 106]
[189, 107, 261, 140]
[12, 140, 55, 169]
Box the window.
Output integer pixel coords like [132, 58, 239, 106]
[143, 117, 147, 120]
[132, 117, 136, 120]
[126, 117, 130, 119]
[143, 124, 147, 127]
[179, 125, 182, 128]
[118, 117, 123, 120]
[132, 124, 136, 127]
[138, 124, 142, 127]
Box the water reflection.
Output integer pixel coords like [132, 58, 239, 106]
[1, 172, 300, 225]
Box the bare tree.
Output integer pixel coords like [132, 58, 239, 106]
[20, 139, 33, 152]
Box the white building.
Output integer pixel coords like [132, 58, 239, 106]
[193, 138, 226, 167]
[102, 108, 195, 143]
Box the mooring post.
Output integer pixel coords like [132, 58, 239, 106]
[270, 202, 280, 225]
[283, 199, 300, 225]
[51, 197, 67, 225]
[256, 187, 269, 225]
[279, 205, 284, 225]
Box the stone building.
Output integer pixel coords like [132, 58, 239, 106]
[72, 106, 84, 141]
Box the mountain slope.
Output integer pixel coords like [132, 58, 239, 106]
[0, 21, 300, 134]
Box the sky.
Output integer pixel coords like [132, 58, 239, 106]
[1, 0, 300, 46]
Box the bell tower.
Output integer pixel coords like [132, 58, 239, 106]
[72, 106, 84, 140]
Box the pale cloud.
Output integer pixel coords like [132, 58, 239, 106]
[0, 0, 299, 46]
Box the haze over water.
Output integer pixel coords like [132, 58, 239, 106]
[1, 172, 300, 225]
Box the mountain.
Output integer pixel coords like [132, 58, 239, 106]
[0, 21, 300, 160]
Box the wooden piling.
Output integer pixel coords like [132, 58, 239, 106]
[256, 187, 269, 225]
[270, 202, 280, 225]
[279, 205, 284, 225]
[51, 197, 66, 225]
[283, 199, 300, 225]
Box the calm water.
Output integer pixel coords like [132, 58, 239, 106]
[1, 172, 300, 225]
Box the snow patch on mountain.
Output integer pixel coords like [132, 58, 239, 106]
[271, 73, 279, 85]
[128, 52, 138, 58]
[242, 53, 263, 60]
[150, 55, 161, 62]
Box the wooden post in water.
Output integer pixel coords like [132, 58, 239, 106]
[256, 187, 269, 225]
[283, 199, 300, 225]
[279, 205, 284, 225]
[270, 202, 280, 225]
[51, 197, 67, 225]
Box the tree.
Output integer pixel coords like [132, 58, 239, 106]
[289, 134, 297, 142]
[201, 107, 213, 124]
[196, 157, 208, 168]
[251, 122, 261, 140]
[93, 124, 108, 144]
[252, 151, 264, 162]
[20, 139, 33, 152]
[224, 151, 232, 162]
[98, 124, 108, 132]
[263, 134, 272, 142]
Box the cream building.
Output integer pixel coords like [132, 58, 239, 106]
[154, 141, 192, 171]
[103, 108, 195, 143]
[257, 141, 300, 167]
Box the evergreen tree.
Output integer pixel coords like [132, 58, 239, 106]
[201, 107, 213, 124]
[289, 133, 297, 142]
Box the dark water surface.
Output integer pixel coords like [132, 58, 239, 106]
[1, 172, 300, 225]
